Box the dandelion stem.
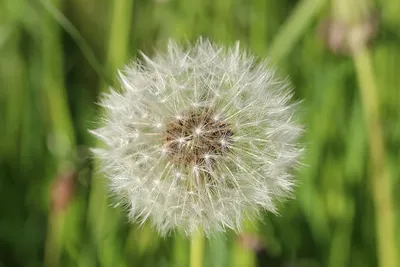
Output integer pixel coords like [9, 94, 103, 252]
[190, 230, 204, 267]
[333, 0, 398, 266]
[352, 47, 398, 267]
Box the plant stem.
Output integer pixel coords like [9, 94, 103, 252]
[333, 0, 398, 266]
[104, 0, 134, 79]
[87, 0, 133, 266]
[268, 0, 326, 63]
[352, 48, 398, 267]
[190, 230, 204, 267]
[39, 0, 76, 266]
[38, 0, 107, 82]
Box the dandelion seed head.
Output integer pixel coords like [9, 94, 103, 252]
[91, 38, 304, 236]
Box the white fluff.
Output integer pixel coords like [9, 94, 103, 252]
[91, 39, 303, 236]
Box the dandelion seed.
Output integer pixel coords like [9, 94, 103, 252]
[91, 38, 304, 236]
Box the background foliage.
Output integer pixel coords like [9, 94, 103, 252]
[1, 0, 399, 266]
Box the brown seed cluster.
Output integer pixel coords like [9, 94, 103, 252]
[163, 108, 233, 168]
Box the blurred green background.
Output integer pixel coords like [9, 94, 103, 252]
[1, 0, 399, 266]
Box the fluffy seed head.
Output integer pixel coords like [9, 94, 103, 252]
[91, 39, 304, 236]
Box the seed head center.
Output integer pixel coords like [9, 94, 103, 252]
[164, 108, 233, 167]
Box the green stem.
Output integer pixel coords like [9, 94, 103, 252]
[190, 230, 204, 267]
[104, 0, 134, 78]
[352, 48, 398, 267]
[333, 0, 398, 266]
[87, 0, 133, 266]
[38, 0, 107, 82]
[268, 0, 326, 63]
[39, 0, 76, 266]
[232, 220, 257, 267]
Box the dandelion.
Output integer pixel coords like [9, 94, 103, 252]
[91, 39, 303, 236]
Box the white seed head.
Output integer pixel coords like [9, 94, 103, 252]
[91, 39, 304, 236]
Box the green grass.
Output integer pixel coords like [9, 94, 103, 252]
[1, 0, 399, 266]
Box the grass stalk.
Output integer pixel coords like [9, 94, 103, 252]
[104, 0, 134, 78]
[268, 0, 326, 63]
[87, 0, 133, 266]
[38, 0, 107, 82]
[38, 0, 77, 266]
